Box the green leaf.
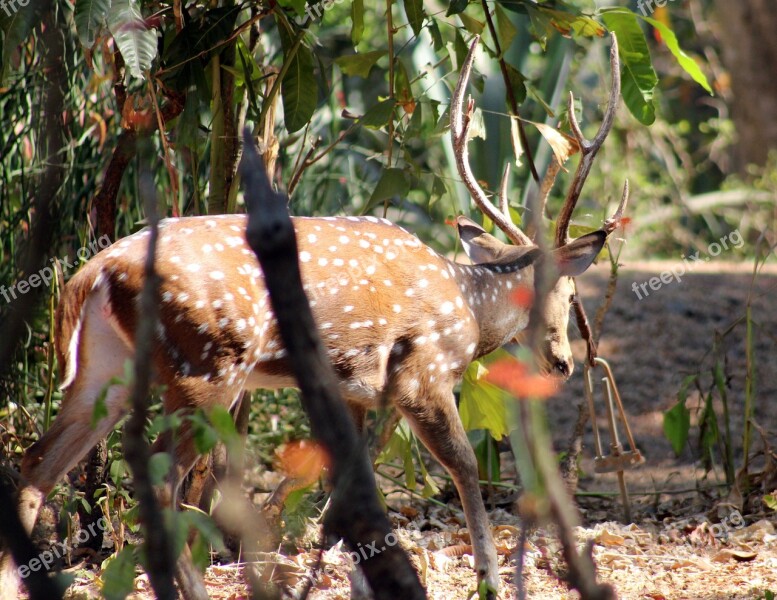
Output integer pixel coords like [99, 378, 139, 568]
[468, 429, 501, 482]
[92, 375, 123, 428]
[459, 356, 511, 440]
[459, 12, 484, 35]
[0, 0, 43, 82]
[495, 3, 517, 56]
[394, 58, 413, 106]
[641, 15, 712, 94]
[191, 414, 218, 454]
[101, 546, 137, 600]
[335, 50, 386, 78]
[504, 62, 526, 104]
[108, 0, 158, 80]
[74, 0, 111, 47]
[148, 452, 172, 487]
[367, 168, 410, 206]
[360, 98, 396, 129]
[208, 405, 240, 454]
[279, 30, 317, 133]
[764, 494, 777, 511]
[376, 420, 418, 489]
[698, 392, 719, 469]
[537, 7, 606, 38]
[351, 0, 364, 45]
[109, 458, 127, 485]
[403, 0, 425, 37]
[663, 398, 690, 456]
[446, 0, 468, 17]
[181, 509, 226, 553]
[428, 18, 444, 51]
[601, 9, 657, 125]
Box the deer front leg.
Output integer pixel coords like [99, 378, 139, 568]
[396, 390, 499, 596]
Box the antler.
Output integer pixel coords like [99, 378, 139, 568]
[554, 33, 629, 248]
[451, 36, 533, 246]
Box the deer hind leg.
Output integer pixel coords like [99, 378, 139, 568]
[395, 388, 499, 595]
[1, 294, 134, 599]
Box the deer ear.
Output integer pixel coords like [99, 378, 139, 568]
[457, 216, 508, 264]
[553, 230, 607, 277]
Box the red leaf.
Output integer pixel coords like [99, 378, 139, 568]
[485, 358, 559, 399]
[510, 286, 534, 309]
[277, 440, 329, 483]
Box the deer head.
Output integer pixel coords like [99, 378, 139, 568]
[450, 35, 628, 378]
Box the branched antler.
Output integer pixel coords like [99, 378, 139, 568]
[555, 33, 628, 248]
[451, 36, 533, 246]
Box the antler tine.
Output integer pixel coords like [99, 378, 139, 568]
[451, 36, 533, 246]
[527, 156, 562, 240]
[554, 33, 621, 248]
[603, 179, 630, 234]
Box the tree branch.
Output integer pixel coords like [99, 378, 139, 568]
[240, 130, 425, 600]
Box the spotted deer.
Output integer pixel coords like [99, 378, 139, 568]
[1, 36, 627, 597]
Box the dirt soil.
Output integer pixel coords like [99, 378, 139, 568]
[39, 261, 777, 599]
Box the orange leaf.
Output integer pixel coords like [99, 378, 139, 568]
[485, 358, 559, 399]
[277, 440, 329, 483]
[510, 286, 534, 309]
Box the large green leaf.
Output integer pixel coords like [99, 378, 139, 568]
[279, 28, 317, 133]
[602, 9, 657, 125]
[108, 0, 157, 79]
[360, 98, 396, 129]
[641, 15, 712, 94]
[403, 0, 425, 37]
[101, 546, 137, 600]
[460, 356, 511, 440]
[74, 0, 111, 47]
[367, 167, 410, 207]
[335, 50, 386, 78]
[495, 3, 517, 56]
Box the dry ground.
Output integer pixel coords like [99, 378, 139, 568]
[34, 261, 777, 598]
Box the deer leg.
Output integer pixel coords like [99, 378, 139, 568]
[396, 391, 499, 595]
[1, 373, 131, 598]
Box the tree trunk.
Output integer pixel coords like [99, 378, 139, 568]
[715, 0, 777, 172]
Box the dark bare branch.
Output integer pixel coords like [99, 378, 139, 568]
[240, 130, 426, 600]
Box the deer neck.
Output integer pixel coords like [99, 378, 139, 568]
[448, 259, 535, 359]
